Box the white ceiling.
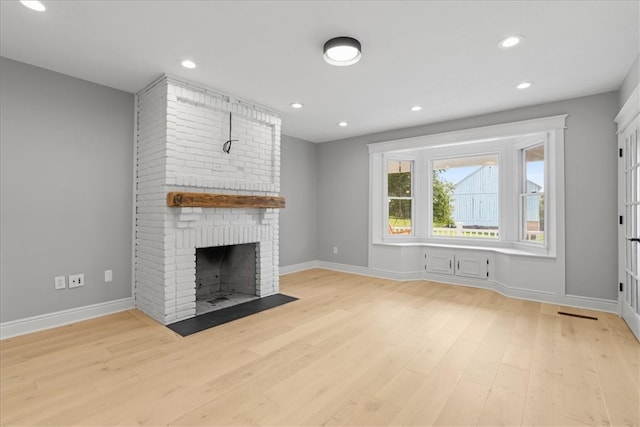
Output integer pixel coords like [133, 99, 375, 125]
[1, 1, 638, 143]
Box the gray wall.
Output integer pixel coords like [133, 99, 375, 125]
[316, 137, 370, 267]
[279, 135, 318, 266]
[0, 58, 134, 322]
[619, 54, 639, 109]
[317, 91, 619, 301]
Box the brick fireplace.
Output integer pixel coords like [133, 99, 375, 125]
[135, 75, 282, 324]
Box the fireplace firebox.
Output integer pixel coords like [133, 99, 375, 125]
[195, 243, 258, 314]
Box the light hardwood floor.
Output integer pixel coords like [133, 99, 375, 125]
[1, 269, 638, 426]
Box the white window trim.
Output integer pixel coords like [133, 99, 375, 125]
[368, 115, 566, 258]
[368, 115, 567, 154]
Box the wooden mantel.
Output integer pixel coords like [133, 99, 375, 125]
[167, 192, 285, 209]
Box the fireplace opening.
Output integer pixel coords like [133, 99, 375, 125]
[195, 243, 259, 315]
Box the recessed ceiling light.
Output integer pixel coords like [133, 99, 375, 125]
[411, 106, 422, 112]
[181, 60, 196, 69]
[516, 81, 532, 90]
[323, 37, 362, 66]
[338, 121, 348, 127]
[290, 102, 303, 109]
[20, 1, 46, 11]
[498, 35, 524, 49]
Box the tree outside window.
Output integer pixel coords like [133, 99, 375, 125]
[433, 169, 455, 227]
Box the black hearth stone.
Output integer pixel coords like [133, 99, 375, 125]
[166, 294, 298, 337]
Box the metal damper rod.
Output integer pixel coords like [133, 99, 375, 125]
[223, 112, 238, 154]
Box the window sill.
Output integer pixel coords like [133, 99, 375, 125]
[374, 239, 555, 259]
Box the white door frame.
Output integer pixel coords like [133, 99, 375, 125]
[615, 85, 640, 341]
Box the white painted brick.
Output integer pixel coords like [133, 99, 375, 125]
[135, 75, 281, 325]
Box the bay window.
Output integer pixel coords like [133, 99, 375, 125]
[370, 115, 565, 257]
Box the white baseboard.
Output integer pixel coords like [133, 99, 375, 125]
[282, 261, 619, 314]
[314, 261, 377, 278]
[279, 261, 320, 275]
[0, 297, 135, 340]
[563, 294, 619, 313]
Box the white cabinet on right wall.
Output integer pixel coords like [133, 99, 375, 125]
[424, 248, 490, 279]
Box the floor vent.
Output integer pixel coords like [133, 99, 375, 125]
[557, 311, 598, 321]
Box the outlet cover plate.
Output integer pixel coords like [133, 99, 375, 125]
[69, 274, 84, 288]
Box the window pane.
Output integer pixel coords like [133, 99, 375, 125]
[388, 161, 412, 197]
[432, 155, 499, 239]
[523, 194, 544, 242]
[525, 145, 544, 190]
[388, 199, 412, 234]
[522, 145, 545, 244]
[387, 160, 412, 235]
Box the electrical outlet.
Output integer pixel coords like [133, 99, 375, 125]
[333, 246, 338, 255]
[69, 274, 84, 288]
[104, 270, 112, 283]
[54, 276, 66, 290]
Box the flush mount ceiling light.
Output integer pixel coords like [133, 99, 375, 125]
[338, 121, 348, 127]
[498, 35, 524, 49]
[20, 1, 46, 11]
[323, 37, 362, 66]
[181, 59, 196, 69]
[290, 102, 303, 109]
[411, 106, 422, 112]
[516, 81, 532, 89]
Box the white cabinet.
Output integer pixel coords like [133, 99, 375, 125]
[424, 250, 454, 274]
[455, 253, 489, 279]
[424, 249, 489, 279]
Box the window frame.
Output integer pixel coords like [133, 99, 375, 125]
[368, 115, 566, 258]
[429, 151, 503, 241]
[518, 141, 548, 247]
[384, 157, 416, 237]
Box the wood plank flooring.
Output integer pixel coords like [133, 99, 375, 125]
[1, 269, 638, 426]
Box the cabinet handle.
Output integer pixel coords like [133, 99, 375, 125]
[457, 260, 460, 270]
[449, 260, 452, 269]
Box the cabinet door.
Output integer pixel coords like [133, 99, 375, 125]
[426, 251, 454, 275]
[455, 253, 489, 279]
